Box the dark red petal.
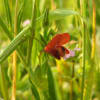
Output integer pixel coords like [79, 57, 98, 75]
[65, 48, 70, 54]
[45, 46, 69, 60]
[47, 48, 61, 59]
[44, 33, 70, 52]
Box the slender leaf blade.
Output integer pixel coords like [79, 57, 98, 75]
[0, 17, 13, 40]
[29, 79, 40, 100]
[0, 65, 9, 100]
[0, 25, 30, 63]
[17, 0, 25, 32]
[3, 0, 12, 28]
[49, 9, 79, 20]
[47, 66, 61, 100]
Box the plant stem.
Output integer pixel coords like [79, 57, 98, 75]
[0, 25, 30, 63]
[3, 0, 12, 28]
[81, 19, 85, 100]
[70, 61, 75, 100]
[91, 0, 96, 59]
[12, 0, 18, 100]
[80, 0, 86, 99]
[0, 17, 27, 67]
[0, 65, 9, 100]
[51, 0, 56, 10]
[26, 0, 36, 66]
[12, 52, 17, 100]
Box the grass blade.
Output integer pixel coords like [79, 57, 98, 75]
[29, 79, 40, 100]
[0, 16, 27, 72]
[0, 17, 13, 40]
[27, 0, 40, 66]
[84, 62, 95, 100]
[35, 9, 79, 24]
[0, 25, 30, 63]
[80, 0, 87, 99]
[0, 16, 27, 70]
[17, 0, 25, 32]
[0, 65, 9, 100]
[26, 0, 36, 66]
[84, 0, 96, 99]
[3, 0, 12, 28]
[11, 0, 19, 99]
[49, 9, 79, 20]
[47, 66, 61, 100]
[91, 0, 96, 59]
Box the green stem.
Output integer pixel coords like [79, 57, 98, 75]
[80, 0, 86, 99]
[12, 0, 18, 99]
[3, 0, 12, 29]
[81, 22, 85, 100]
[0, 24, 35, 87]
[0, 16, 27, 66]
[0, 25, 30, 63]
[0, 17, 13, 39]
[26, 0, 36, 66]
[0, 65, 9, 100]
[91, 0, 96, 59]
[70, 61, 75, 100]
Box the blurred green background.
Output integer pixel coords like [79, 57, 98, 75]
[0, 0, 100, 100]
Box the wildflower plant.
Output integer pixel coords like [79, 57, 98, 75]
[0, 0, 99, 100]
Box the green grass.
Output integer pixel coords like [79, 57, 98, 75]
[0, 0, 99, 100]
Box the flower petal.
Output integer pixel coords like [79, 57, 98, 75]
[44, 33, 70, 52]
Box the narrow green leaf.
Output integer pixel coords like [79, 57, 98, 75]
[43, 8, 49, 40]
[31, 0, 40, 28]
[17, 0, 25, 32]
[0, 16, 27, 69]
[0, 25, 30, 63]
[49, 9, 79, 20]
[81, 0, 87, 99]
[0, 17, 13, 40]
[16, 74, 29, 91]
[3, 0, 12, 28]
[35, 9, 79, 23]
[0, 16, 27, 70]
[0, 14, 46, 66]
[43, 9, 49, 28]
[26, 0, 36, 66]
[0, 65, 9, 100]
[84, 61, 95, 100]
[29, 79, 40, 100]
[27, 0, 40, 66]
[95, 71, 100, 100]
[47, 66, 61, 100]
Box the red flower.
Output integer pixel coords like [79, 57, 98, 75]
[44, 33, 70, 59]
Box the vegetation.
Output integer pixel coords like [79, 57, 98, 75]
[0, 0, 100, 100]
